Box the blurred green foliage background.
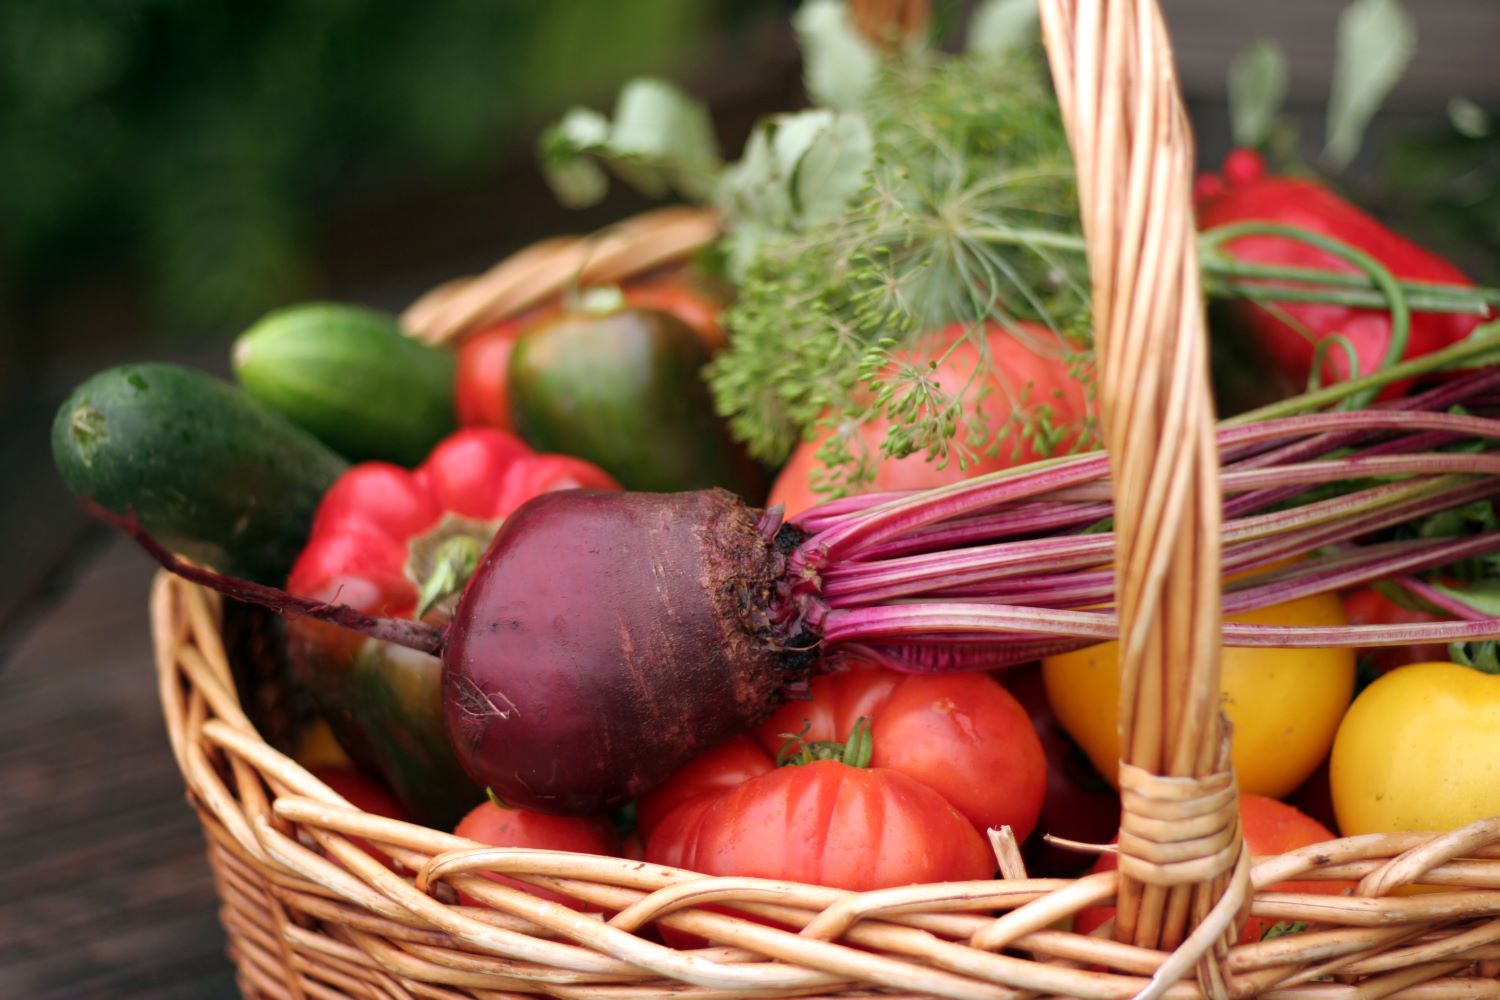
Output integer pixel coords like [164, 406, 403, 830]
[0, 0, 1491, 382]
[0, 0, 774, 341]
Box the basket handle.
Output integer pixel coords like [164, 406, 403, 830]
[1038, 0, 1249, 988]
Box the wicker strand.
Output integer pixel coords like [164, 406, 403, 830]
[1038, 1, 1246, 990]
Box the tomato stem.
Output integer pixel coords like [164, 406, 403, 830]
[773, 717, 876, 768]
[415, 534, 486, 618]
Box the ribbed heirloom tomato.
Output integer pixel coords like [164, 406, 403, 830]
[645, 753, 993, 891]
[1042, 593, 1355, 799]
[638, 663, 1046, 892]
[752, 663, 1048, 840]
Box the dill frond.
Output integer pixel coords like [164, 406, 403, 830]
[708, 49, 1097, 495]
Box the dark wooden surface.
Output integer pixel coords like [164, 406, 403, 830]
[0, 3, 1492, 996]
[0, 536, 238, 999]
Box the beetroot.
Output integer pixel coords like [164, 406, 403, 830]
[443, 489, 797, 813]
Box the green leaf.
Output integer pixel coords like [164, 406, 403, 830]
[783, 112, 874, 223]
[1323, 0, 1416, 172]
[608, 77, 720, 196]
[715, 110, 874, 276]
[792, 0, 879, 111]
[1432, 581, 1500, 619]
[1450, 640, 1500, 675]
[1449, 97, 1492, 140]
[967, 0, 1039, 61]
[715, 121, 788, 278]
[539, 109, 611, 208]
[536, 77, 721, 208]
[1228, 39, 1289, 148]
[1261, 920, 1309, 941]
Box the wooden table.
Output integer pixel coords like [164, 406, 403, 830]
[1, 536, 238, 998]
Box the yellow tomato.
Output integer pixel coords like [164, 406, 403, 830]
[1331, 662, 1500, 835]
[1041, 593, 1355, 798]
[294, 718, 355, 769]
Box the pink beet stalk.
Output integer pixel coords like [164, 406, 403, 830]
[780, 363, 1500, 662]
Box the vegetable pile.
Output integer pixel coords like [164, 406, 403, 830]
[47, 0, 1500, 937]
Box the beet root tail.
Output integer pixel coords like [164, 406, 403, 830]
[87, 500, 446, 656]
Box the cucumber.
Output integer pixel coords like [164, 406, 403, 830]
[233, 303, 456, 466]
[52, 364, 348, 583]
[508, 307, 768, 498]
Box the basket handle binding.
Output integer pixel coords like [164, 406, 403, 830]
[1039, 0, 1249, 991]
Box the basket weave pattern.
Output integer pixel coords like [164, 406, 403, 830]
[150, 1, 1500, 996]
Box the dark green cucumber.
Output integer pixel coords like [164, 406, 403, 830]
[508, 307, 768, 498]
[52, 363, 348, 583]
[233, 302, 455, 466]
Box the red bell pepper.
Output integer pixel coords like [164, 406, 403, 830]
[1196, 149, 1483, 400]
[286, 428, 619, 826]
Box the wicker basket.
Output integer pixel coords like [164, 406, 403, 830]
[150, 1, 1500, 996]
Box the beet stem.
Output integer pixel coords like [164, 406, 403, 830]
[819, 602, 1500, 649]
[820, 475, 1498, 606]
[89, 501, 446, 656]
[799, 403, 1500, 563]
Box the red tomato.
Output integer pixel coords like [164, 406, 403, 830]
[753, 663, 1047, 840]
[770, 321, 1092, 519]
[310, 766, 407, 819]
[307, 766, 409, 870]
[1339, 586, 1449, 675]
[453, 275, 725, 431]
[1004, 664, 1123, 877]
[635, 735, 774, 842]
[1073, 794, 1347, 943]
[623, 277, 726, 351]
[454, 316, 527, 428]
[647, 760, 993, 891]
[453, 800, 620, 907]
[639, 660, 1049, 892]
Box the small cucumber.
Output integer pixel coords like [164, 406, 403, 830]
[52, 363, 348, 583]
[234, 303, 456, 466]
[508, 307, 768, 498]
